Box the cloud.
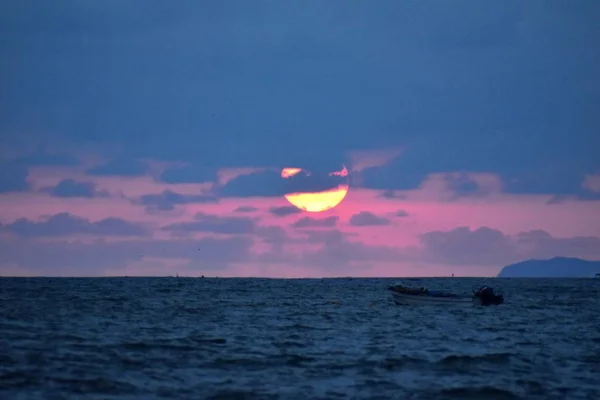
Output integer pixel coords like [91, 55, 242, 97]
[0, 161, 29, 193]
[420, 227, 515, 266]
[159, 164, 218, 184]
[1, 213, 149, 238]
[291, 216, 338, 229]
[217, 167, 349, 198]
[358, 135, 600, 199]
[395, 210, 409, 217]
[359, 155, 428, 191]
[268, 205, 301, 217]
[255, 225, 289, 245]
[233, 206, 258, 213]
[501, 166, 598, 198]
[379, 190, 407, 200]
[419, 226, 600, 266]
[41, 179, 109, 198]
[0, 148, 85, 194]
[134, 189, 218, 212]
[281, 167, 349, 194]
[300, 229, 357, 244]
[349, 211, 391, 227]
[514, 229, 600, 261]
[0, 236, 253, 275]
[545, 192, 600, 205]
[348, 149, 402, 172]
[0, 224, 399, 276]
[408, 172, 503, 202]
[218, 170, 284, 197]
[86, 157, 148, 176]
[360, 157, 496, 196]
[442, 172, 480, 197]
[583, 174, 600, 193]
[297, 230, 405, 267]
[162, 212, 257, 235]
[256, 226, 404, 271]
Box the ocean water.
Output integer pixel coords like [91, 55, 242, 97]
[1, 277, 599, 400]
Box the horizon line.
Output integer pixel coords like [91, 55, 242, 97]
[0, 275, 585, 279]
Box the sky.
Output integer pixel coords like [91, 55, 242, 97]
[1, 1, 599, 277]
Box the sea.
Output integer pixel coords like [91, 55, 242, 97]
[1, 277, 599, 400]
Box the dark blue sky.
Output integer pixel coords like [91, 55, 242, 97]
[1, 1, 599, 197]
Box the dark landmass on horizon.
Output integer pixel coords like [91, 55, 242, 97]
[497, 257, 600, 278]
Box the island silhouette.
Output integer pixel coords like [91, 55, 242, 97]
[497, 257, 600, 278]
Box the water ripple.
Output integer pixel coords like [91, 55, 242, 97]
[1, 277, 599, 399]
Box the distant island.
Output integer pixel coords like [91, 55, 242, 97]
[497, 257, 600, 278]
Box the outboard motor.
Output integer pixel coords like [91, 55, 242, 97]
[474, 286, 504, 306]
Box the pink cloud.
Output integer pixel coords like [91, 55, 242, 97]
[583, 174, 600, 193]
[218, 167, 266, 184]
[348, 211, 391, 227]
[29, 166, 213, 197]
[399, 172, 504, 202]
[348, 148, 402, 172]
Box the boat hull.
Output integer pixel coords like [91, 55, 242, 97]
[391, 291, 474, 305]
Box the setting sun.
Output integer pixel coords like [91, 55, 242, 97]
[281, 165, 350, 212]
[284, 186, 349, 212]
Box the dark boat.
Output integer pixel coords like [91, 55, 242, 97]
[473, 286, 504, 306]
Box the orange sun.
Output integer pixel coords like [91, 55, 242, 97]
[281, 165, 349, 212]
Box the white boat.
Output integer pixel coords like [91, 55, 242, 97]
[388, 285, 504, 306]
[390, 290, 473, 305]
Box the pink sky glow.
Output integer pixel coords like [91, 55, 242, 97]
[1, 153, 599, 277]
